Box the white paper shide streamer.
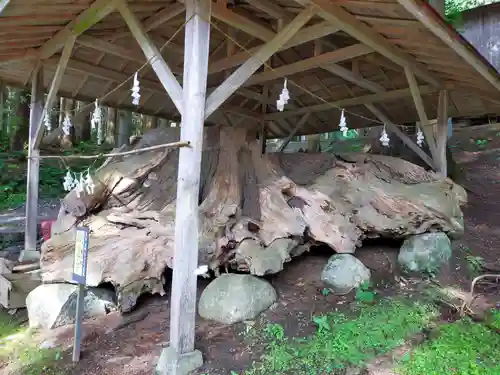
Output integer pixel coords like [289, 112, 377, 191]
[276, 78, 290, 112]
[62, 113, 72, 136]
[43, 110, 52, 131]
[131, 72, 141, 106]
[339, 109, 349, 136]
[62, 169, 95, 198]
[416, 128, 425, 147]
[91, 99, 104, 145]
[379, 125, 390, 147]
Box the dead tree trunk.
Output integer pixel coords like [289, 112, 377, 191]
[40, 127, 467, 312]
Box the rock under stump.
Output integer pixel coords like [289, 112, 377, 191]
[398, 232, 452, 273]
[198, 274, 277, 324]
[26, 283, 117, 329]
[321, 254, 371, 294]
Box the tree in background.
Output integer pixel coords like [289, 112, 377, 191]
[445, 0, 497, 24]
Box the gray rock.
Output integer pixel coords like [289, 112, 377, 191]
[234, 238, 298, 276]
[26, 283, 117, 329]
[321, 254, 371, 294]
[155, 347, 203, 375]
[198, 274, 277, 324]
[398, 232, 452, 273]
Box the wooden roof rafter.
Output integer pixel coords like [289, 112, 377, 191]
[0, 0, 500, 138]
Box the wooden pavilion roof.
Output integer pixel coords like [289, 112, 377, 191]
[1, 0, 500, 138]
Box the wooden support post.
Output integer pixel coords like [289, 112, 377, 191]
[157, 1, 211, 374]
[278, 113, 311, 152]
[117, 110, 132, 146]
[21, 62, 44, 262]
[404, 67, 438, 161]
[365, 104, 436, 170]
[259, 123, 267, 154]
[34, 35, 76, 148]
[204, 5, 316, 118]
[436, 90, 448, 177]
[117, 0, 184, 115]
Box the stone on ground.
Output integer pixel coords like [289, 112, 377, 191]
[26, 283, 117, 329]
[198, 274, 277, 324]
[398, 232, 452, 273]
[321, 254, 371, 294]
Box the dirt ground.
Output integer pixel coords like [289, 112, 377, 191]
[10, 133, 500, 375]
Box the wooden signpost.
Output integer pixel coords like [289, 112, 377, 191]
[72, 227, 89, 363]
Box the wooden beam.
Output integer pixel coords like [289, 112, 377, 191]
[398, 0, 500, 94]
[436, 89, 448, 177]
[245, 44, 373, 87]
[245, 0, 291, 19]
[34, 34, 76, 148]
[294, 0, 441, 87]
[117, 0, 184, 115]
[404, 66, 438, 159]
[76, 35, 145, 65]
[143, 3, 185, 31]
[208, 21, 340, 75]
[105, 3, 185, 40]
[38, 0, 119, 59]
[21, 62, 43, 262]
[204, 5, 316, 118]
[278, 113, 311, 151]
[168, 0, 211, 364]
[365, 104, 436, 170]
[265, 84, 438, 120]
[210, 1, 276, 41]
[321, 63, 386, 93]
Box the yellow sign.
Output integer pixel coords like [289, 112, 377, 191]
[72, 227, 89, 284]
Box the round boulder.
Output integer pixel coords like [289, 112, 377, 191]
[321, 254, 371, 294]
[26, 283, 117, 329]
[398, 232, 452, 273]
[198, 274, 277, 324]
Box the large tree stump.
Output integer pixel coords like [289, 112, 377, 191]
[40, 126, 467, 312]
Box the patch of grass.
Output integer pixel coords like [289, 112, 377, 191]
[0, 311, 22, 340]
[458, 244, 485, 275]
[0, 312, 65, 375]
[397, 313, 500, 375]
[464, 255, 484, 275]
[246, 298, 438, 375]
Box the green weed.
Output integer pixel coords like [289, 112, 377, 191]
[397, 314, 500, 375]
[246, 299, 438, 375]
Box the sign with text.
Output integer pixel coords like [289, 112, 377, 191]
[72, 227, 89, 285]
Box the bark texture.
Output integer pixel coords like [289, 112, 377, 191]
[40, 127, 467, 312]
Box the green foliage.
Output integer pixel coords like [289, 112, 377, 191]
[397, 316, 500, 375]
[355, 281, 376, 304]
[444, 0, 497, 27]
[246, 299, 438, 374]
[0, 310, 65, 375]
[458, 244, 484, 275]
[0, 136, 109, 210]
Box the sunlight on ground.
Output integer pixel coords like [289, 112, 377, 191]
[0, 311, 64, 375]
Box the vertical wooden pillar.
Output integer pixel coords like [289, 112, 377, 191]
[21, 63, 44, 262]
[259, 123, 267, 154]
[436, 90, 448, 177]
[117, 110, 132, 146]
[157, 1, 211, 374]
